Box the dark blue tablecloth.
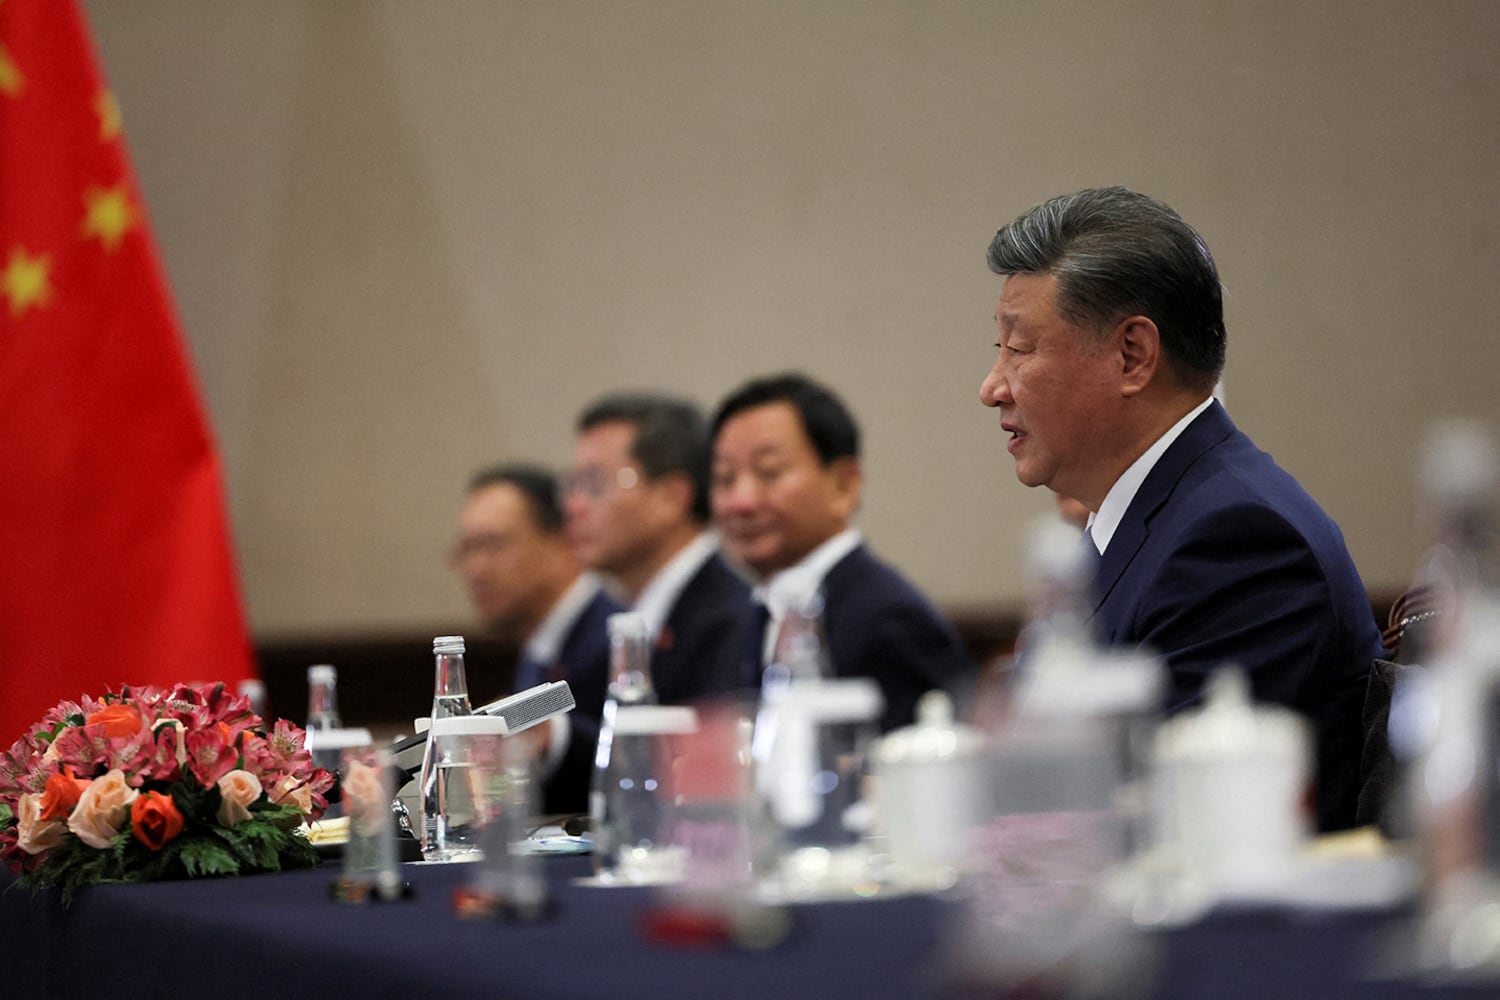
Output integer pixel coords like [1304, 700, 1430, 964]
[2, 855, 1496, 999]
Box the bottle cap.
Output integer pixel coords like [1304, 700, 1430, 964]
[607, 612, 649, 643]
[304, 727, 373, 752]
[307, 664, 336, 685]
[433, 635, 466, 655]
[610, 704, 699, 736]
[779, 677, 884, 723]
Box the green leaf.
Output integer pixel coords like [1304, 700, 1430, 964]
[169, 780, 222, 826]
[177, 838, 242, 878]
[249, 799, 306, 828]
[0, 802, 12, 826]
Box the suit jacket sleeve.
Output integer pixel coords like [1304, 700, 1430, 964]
[1133, 500, 1334, 713]
[859, 602, 975, 731]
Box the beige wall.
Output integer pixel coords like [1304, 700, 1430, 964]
[83, 0, 1500, 639]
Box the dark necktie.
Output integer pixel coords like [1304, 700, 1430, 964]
[746, 600, 771, 677]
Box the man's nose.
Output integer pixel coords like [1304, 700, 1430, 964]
[712, 475, 755, 515]
[980, 366, 1008, 407]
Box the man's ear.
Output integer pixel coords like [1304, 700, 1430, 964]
[829, 456, 863, 516]
[1114, 315, 1161, 397]
[655, 470, 697, 520]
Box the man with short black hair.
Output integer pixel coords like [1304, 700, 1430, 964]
[980, 186, 1382, 830]
[710, 373, 974, 731]
[565, 394, 750, 704]
[451, 463, 619, 814]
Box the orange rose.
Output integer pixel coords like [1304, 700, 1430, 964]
[130, 790, 184, 851]
[87, 703, 144, 739]
[38, 769, 88, 822]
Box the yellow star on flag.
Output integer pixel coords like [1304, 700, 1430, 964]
[95, 89, 121, 140]
[0, 44, 23, 97]
[2, 246, 53, 319]
[82, 183, 137, 252]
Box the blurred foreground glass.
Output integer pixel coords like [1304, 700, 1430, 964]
[305, 722, 372, 822]
[941, 516, 1161, 995]
[592, 704, 698, 885]
[756, 677, 883, 901]
[462, 735, 547, 919]
[1402, 421, 1500, 975]
[644, 702, 792, 948]
[337, 737, 401, 902]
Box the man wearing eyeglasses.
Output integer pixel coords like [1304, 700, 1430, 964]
[451, 464, 620, 814]
[564, 393, 752, 704]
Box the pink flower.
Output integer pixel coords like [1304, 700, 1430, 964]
[15, 792, 67, 855]
[67, 769, 139, 849]
[123, 723, 187, 784]
[251, 719, 313, 776]
[103, 730, 156, 776]
[0, 737, 41, 799]
[185, 726, 240, 787]
[216, 769, 263, 827]
[51, 725, 112, 778]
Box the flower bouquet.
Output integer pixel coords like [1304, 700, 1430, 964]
[0, 682, 334, 903]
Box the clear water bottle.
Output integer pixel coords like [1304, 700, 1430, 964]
[590, 612, 676, 883]
[305, 665, 343, 772]
[238, 678, 267, 719]
[418, 635, 479, 861]
[752, 588, 832, 803]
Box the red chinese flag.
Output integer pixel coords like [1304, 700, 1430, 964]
[0, 1, 255, 741]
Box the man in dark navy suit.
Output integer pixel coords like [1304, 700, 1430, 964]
[451, 464, 619, 815]
[564, 394, 751, 706]
[980, 186, 1382, 830]
[710, 374, 974, 732]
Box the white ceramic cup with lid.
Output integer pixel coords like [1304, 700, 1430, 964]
[1151, 667, 1312, 898]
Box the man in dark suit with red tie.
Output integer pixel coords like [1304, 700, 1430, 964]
[979, 186, 1383, 830]
[451, 464, 619, 814]
[710, 373, 974, 732]
[564, 394, 751, 706]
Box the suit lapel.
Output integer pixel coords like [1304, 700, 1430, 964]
[1091, 402, 1237, 616]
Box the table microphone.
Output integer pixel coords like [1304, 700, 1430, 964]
[389, 679, 577, 783]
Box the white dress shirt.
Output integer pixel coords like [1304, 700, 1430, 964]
[1087, 396, 1214, 554]
[632, 530, 720, 642]
[521, 572, 602, 668]
[753, 527, 862, 666]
